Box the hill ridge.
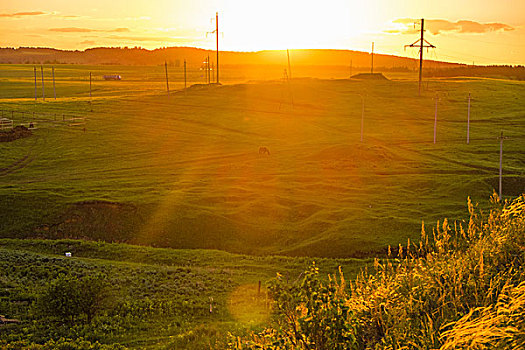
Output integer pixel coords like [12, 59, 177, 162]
[0, 46, 463, 69]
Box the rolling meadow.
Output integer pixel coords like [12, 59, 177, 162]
[1, 64, 524, 257]
[1, 63, 524, 348]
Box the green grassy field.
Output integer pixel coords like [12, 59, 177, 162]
[1, 64, 524, 257]
[0, 238, 368, 348]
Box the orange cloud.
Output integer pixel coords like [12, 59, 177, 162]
[391, 18, 514, 35]
[50, 27, 130, 33]
[106, 35, 190, 42]
[50, 27, 93, 32]
[0, 11, 46, 18]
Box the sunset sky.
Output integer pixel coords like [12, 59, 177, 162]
[1, 0, 524, 65]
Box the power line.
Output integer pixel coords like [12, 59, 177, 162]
[446, 35, 525, 48]
[442, 48, 508, 63]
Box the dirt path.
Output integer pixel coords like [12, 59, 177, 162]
[0, 134, 40, 177]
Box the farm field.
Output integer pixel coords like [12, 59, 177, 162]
[1, 64, 525, 257]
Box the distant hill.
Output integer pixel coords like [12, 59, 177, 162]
[427, 65, 525, 80]
[0, 46, 462, 70]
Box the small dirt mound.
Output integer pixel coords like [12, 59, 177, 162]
[303, 144, 401, 173]
[305, 144, 397, 163]
[0, 125, 32, 142]
[186, 82, 222, 92]
[351, 73, 389, 81]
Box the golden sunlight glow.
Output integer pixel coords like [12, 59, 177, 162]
[218, 0, 366, 50]
[0, 0, 523, 64]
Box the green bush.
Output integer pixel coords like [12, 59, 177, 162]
[36, 274, 112, 324]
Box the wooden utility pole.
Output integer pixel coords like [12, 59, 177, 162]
[34, 66, 37, 101]
[207, 54, 210, 84]
[52, 66, 56, 100]
[467, 93, 471, 144]
[40, 65, 45, 101]
[360, 95, 365, 142]
[371, 42, 374, 74]
[499, 131, 505, 199]
[405, 19, 435, 95]
[282, 69, 294, 109]
[216, 12, 219, 84]
[184, 59, 187, 90]
[164, 61, 170, 95]
[287, 49, 292, 80]
[433, 93, 438, 144]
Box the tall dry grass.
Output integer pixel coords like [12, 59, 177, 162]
[231, 194, 525, 349]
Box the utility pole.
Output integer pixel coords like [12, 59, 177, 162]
[405, 18, 435, 95]
[287, 49, 292, 80]
[216, 12, 219, 84]
[360, 95, 365, 142]
[184, 59, 187, 91]
[371, 42, 374, 74]
[207, 54, 210, 84]
[207, 12, 220, 84]
[52, 66, 56, 100]
[40, 65, 45, 101]
[165, 61, 170, 95]
[467, 93, 471, 144]
[498, 131, 508, 199]
[418, 19, 426, 94]
[89, 72, 93, 111]
[34, 66, 37, 101]
[434, 93, 438, 144]
[286, 49, 294, 109]
[282, 69, 294, 110]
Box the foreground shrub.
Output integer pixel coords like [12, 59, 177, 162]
[231, 194, 525, 349]
[36, 274, 112, 324]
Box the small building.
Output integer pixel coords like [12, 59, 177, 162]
[103, 75, 122, 81]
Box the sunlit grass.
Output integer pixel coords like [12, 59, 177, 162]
[232, 194, 525, 349]
[1, 65, 524, 258]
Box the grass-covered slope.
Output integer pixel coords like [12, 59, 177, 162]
[1, 65, 525, 257]
[0, 239, 368, 349]
[234, 194, 525, 349]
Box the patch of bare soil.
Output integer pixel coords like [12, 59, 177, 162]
[0, 126, 32, 142]
[34, 200, 142, 242]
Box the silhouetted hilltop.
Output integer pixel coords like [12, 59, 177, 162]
[0, 46, 460, 70]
